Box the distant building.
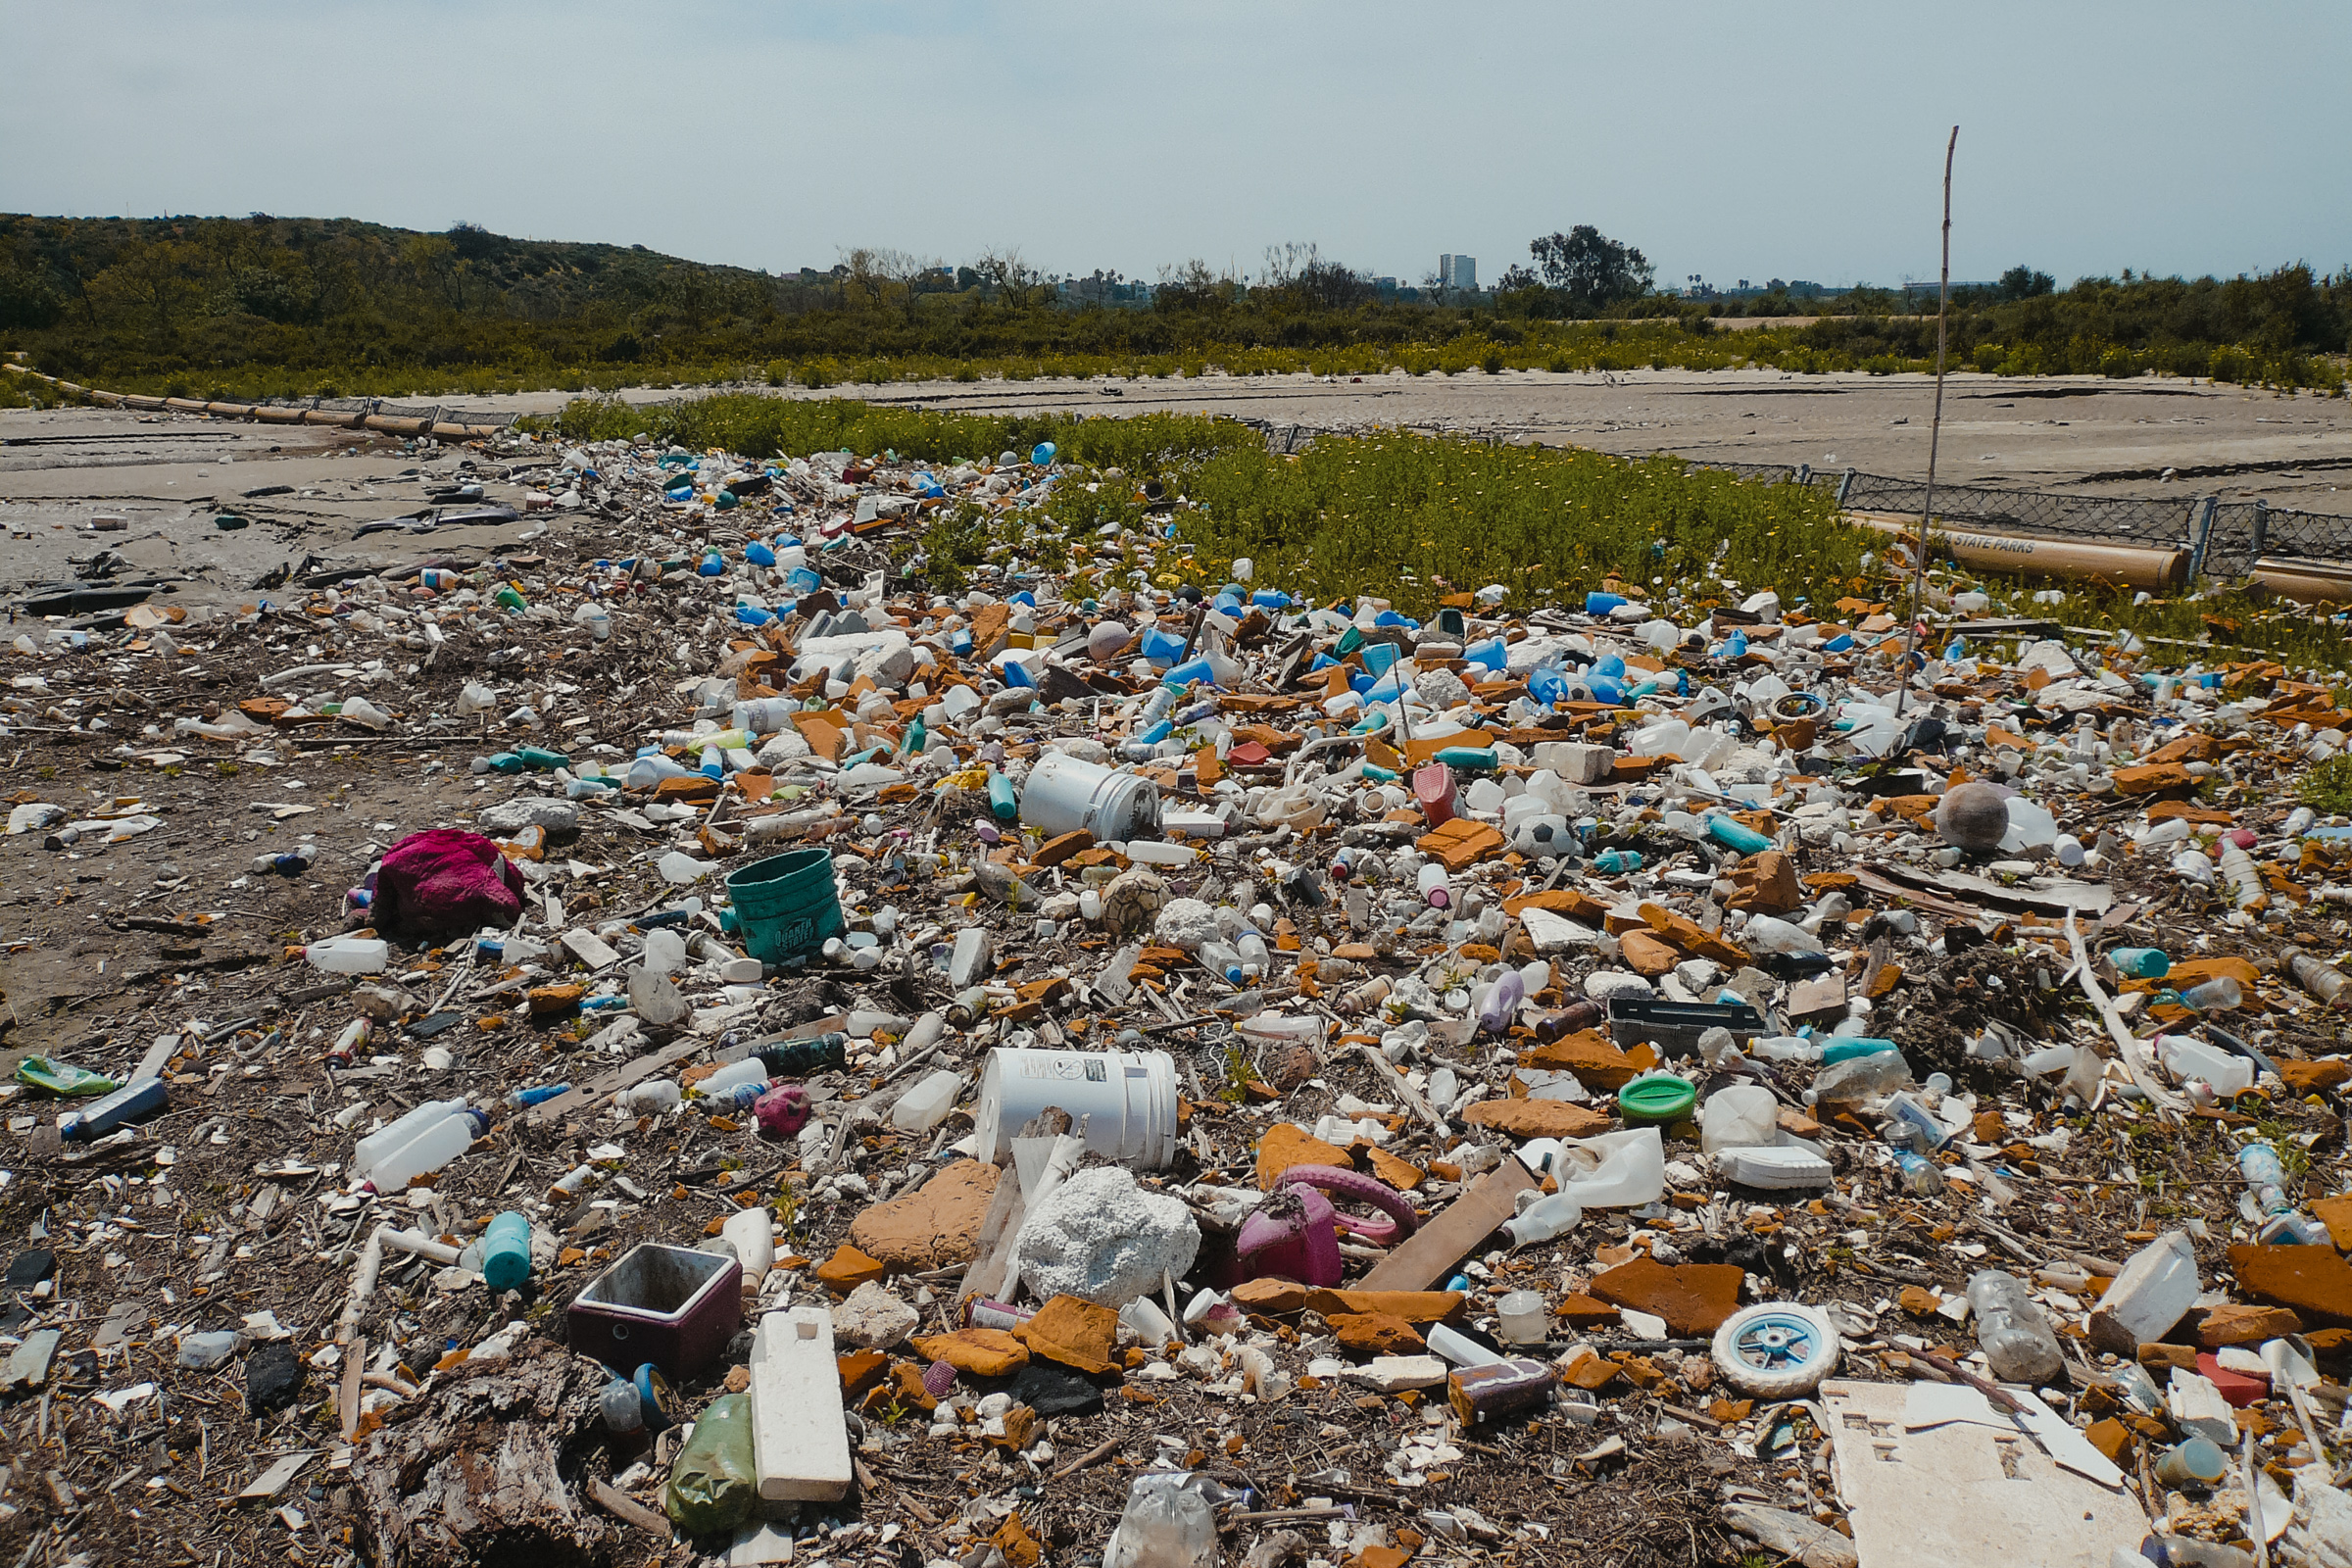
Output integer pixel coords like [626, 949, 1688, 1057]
[1438, 254, 1476, 292]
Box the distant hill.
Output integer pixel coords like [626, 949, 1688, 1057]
[0, 212, 839, 380]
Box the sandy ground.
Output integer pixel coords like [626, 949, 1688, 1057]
[381, 367, 2347, 507]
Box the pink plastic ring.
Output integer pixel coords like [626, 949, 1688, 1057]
[1273, 1164, 1420, 1247]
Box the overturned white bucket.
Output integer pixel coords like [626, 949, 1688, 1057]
[1018, 753, 1162, 843]
[975, 1047, 1181, 1168]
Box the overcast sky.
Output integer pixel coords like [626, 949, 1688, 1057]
[6, 1, 2347, 292]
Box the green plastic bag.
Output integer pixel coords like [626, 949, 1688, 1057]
[663, 1392, 758, 1535]
[16, 1056, 119, 1097]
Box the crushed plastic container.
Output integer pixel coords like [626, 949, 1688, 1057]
[1699, 1084, 1780, 1153]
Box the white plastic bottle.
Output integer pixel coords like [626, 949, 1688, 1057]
[1417, 863, 1451, 909]
[1502, 1191, 1583, 1247]
[699, 1057, 769, 1098]
[306, 936, 389, 974]
[353, 1098, 471, 1179]
[1740, 915, 1822, 956]
[367, 1109, 488, 1191]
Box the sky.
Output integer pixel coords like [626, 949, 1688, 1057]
[5, 0, 2348, 292]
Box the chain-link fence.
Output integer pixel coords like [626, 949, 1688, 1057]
[1732, 463, 2352, 578]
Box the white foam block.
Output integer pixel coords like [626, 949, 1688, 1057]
[750, 1307, 852, 1502]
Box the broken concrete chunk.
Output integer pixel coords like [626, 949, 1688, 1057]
[1012, 1166, 1200, 1307]
[830, 1282, 918, 1350]
[1340, 1354, 1448, 1392]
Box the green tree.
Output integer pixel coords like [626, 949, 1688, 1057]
[1999, 265, 2056, 301]
[1528, 225, 1654, 310]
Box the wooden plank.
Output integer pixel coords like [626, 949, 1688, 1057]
[522, 1036, 704, 1127]
[523, 1015, 841, 1127]
[1357, 1159, 1539, 1293]
[339, 1336, 364, 1440]
[238, 1449, 317, 1501]
[587, 1476, 670, 1536]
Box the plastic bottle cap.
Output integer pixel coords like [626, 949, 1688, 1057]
[1617, 1075, 1697, 1124]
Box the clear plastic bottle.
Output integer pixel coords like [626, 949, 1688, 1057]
[1741, 913, 1825, 956]
[1750, 1034, 1824, 1062]
[1891, 1150, 1944, 1197]
[2237, 1142, 2328, 1245]
[1810, 1050, 1914, 1113]
[1965, 1268, 2063, 1385]
[253, 845, 318, 877]
[2177, 976, 2243, 1012]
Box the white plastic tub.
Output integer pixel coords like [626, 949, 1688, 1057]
[1018, 753, 1162, 843]
[974, 1047, 1180, 1167]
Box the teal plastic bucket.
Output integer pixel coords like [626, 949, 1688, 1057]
[725, 848, 843, 964]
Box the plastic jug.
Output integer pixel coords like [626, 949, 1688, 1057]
[367, 1109, 489, 1191]
[1501, 1190, 1583, 1248]
[306, 936, 388, 974]
[1553, 1127, 1664, 1207]
[2158, 1035, 2253, 1096]
[891, 1068, 963, 1134]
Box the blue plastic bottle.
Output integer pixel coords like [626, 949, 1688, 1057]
[1160, 657, 1214, 688]
[986, 771, 1019, 821]
[1705, 813, 1774, 855]
[481, 1211, 534, 1292]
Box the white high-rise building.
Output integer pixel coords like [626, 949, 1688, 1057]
[1438, 254, 1476, 291]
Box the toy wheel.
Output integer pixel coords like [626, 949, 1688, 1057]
[1711, 1302, 1840, 1398]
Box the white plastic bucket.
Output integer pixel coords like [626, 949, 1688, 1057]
[1018, 753, 1162, 843]
[975, 1047, 1180, 1168]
